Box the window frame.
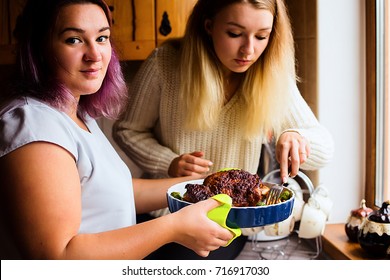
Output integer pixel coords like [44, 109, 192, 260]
[365, 0, 388, 208]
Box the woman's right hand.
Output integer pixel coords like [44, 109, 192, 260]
[170, 198, 233, 257]
[168, 151, 213, 177]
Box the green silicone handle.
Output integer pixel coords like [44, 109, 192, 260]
[207, 194, 242, 246]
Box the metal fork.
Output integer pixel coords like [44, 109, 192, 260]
[265, 184, 284, 205]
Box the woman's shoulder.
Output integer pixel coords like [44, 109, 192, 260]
[0, 97, 78, 157]
[137, 39, 182, 77]
[0, 97, 61, 119]
[0, 96, 28, 115]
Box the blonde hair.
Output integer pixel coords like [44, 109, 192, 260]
[180, 0, 297, 141]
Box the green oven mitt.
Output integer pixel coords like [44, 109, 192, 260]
[207, 194, 242, 246]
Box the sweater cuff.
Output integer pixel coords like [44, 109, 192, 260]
[154, 150, 178, 177]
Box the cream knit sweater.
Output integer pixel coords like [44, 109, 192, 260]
[113, 43, 334, 179]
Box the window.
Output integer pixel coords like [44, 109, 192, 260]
[365, 0, 389, 208]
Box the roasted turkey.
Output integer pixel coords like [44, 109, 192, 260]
[183, 169, 270, 207]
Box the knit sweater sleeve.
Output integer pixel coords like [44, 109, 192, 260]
[112, 48, 177, 177]
[278, 83, 334, 170]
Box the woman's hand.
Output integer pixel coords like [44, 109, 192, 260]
[168, 151, 213, 177]
[276, 131, 310, 183]
[170, 198, 233, 257]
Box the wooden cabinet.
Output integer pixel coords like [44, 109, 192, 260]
[104, 0, 155, 60]
[155, 0, 197, 45]
[0, 0, 196, 64]
[106, 0, 196, 60]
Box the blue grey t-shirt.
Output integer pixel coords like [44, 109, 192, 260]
[0, 97, 136, 233]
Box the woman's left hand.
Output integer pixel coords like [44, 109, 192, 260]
[275, 131, 310, 183]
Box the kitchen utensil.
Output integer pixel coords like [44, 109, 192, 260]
[298, 197, 327, 239]
[254, 169, 313, 242]
[265, 184, 284, 205]
[312, 184, 333, 219]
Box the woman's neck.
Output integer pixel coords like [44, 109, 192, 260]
[223, 72, 243, 103]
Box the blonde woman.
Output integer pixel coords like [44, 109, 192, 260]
[113, 0, 334, 259]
